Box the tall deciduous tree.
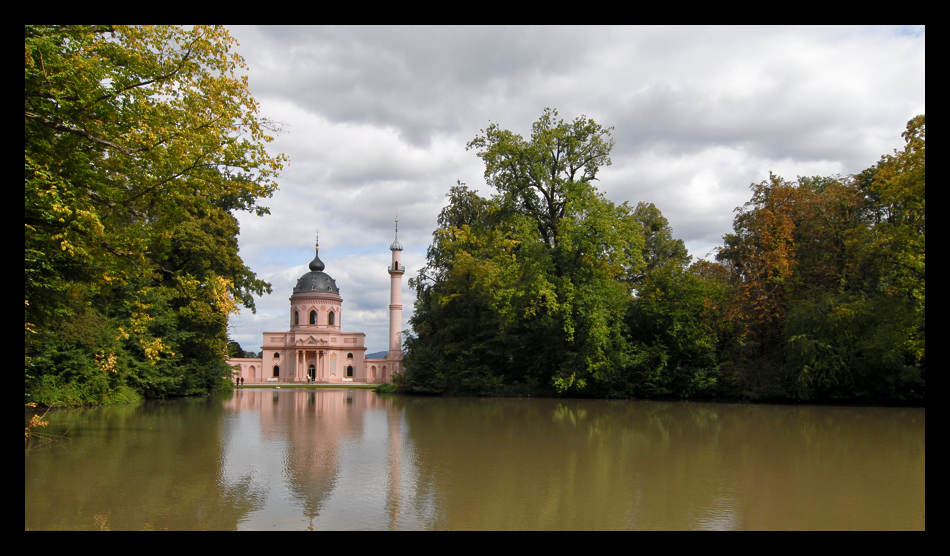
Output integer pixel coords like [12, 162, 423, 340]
[404, 110, 643, 395]
[470, 110, 644, 393]
[25, 25, 284, 404]
[467, 108, 616, 259]
[868, 115, 924, 322]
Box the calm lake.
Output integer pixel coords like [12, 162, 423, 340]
[25, 388, 924, 530]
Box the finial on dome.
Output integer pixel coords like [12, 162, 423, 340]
[309, 231, 325, 271]
[390, 217, 403, 251]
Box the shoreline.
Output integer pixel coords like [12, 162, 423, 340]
[235, 383, 379, 390]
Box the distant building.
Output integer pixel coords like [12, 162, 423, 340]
[227, 226, 405, 384]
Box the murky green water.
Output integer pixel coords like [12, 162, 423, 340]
[25, 389, 924, 530]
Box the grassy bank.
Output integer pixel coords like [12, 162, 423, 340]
[28, 375, 144, 408]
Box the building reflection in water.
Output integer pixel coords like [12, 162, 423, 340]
[220, 388, 408, 530]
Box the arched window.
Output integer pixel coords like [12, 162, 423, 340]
[273, 352, 280, 359]
[346, 365, 354, 377]
[347, 352, 353, 359]
[273, 365, 280, 377]
[294, 311, 299, 325]
[328, 311, 335, 326]
[310, 310, 317, 325]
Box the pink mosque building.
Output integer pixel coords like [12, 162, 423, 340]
[227, 227, 405, 384]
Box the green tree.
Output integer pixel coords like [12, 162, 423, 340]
[716, 117, 924, 401]
[25, 25, 283, 404]
[594, 201, 728, 399]
[866, 116, 924, 339]
[469, 110, 644, 393]
[402, 184, 519, 395]
[782, 117, 924, 402]
[404, 110, 644, 395]
[630, 201, 691, 281]
[467, 109, 619, 261]
[616, 262, 726, 398]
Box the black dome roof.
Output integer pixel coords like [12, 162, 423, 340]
[293, 270, 339, 294]
[292, 246, 339, 294]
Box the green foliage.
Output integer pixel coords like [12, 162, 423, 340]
[784, 292, 923, 402]
[404, 110, 645, 396]
[612, 263, 726, 398]
[405, 113, 923, 404]
[374, 382, 399, 394]
[403, 188, 517, 396]
[780, 117, 924, 402]
[227, 340, 258, 359]
[467, 108, 616, 252]
[630, 201, 691, 279]
[715, 116, 924, 402]
[25, 26, 282, 405]
[865, 116, 925, 350]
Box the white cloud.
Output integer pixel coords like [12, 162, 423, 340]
[224, 25, 925, 352]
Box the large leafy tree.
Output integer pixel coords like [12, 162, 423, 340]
[716, 116, 924, 401]
[404, 110, 644, 395]
[25, 26, 284, 404]
[600, 201, 728, 399]
[716, 175, 811, 395]
[469, 110, 644, 393]
[402, 184, 515, 395]
[866, 115, 924, 328]
[467, 108, 616, 258]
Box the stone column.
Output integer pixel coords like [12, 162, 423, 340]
[296, 349, 302, 383]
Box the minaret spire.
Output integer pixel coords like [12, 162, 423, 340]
[390, 217, 403, 251]
[387, 218, 404, 372]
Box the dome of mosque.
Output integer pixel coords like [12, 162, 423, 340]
[292, 242, 339, 295]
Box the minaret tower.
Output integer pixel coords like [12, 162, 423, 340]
[387, 220, 404, 362]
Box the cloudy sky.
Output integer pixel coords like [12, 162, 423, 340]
[223, 25, 925, 354]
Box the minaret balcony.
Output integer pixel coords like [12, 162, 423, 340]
[388, 264, 405, 272]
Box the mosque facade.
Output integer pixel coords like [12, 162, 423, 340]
[227, 228, 405, 384]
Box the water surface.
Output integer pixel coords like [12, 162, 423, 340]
[25, 389, 925, 530]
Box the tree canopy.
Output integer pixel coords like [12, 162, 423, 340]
[25, 25, 285, 405]
[402, 111, 924, 405]
[403, 111, 645, 395]
[714, 116, 924, 401]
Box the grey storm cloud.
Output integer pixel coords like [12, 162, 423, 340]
[239, 26, 595, 147]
